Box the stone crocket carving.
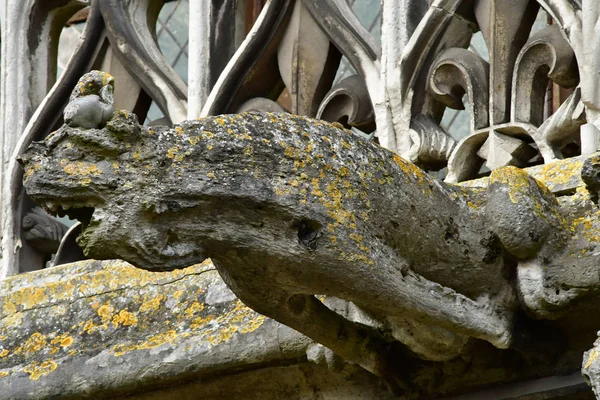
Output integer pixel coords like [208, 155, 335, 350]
[20, 88, 600, 389]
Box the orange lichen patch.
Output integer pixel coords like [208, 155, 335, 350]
[112, 310, 138, 328]
[166, 146, 179, 159]
[60, 160, 102, 177]
[14, 333, 47, 356]
[4, 312, 23, 327]
[205, 301, 266, 345]
[0, 371, 9, 378]
[24, 360, 58, 380]
[2, 287, 49, 310]
[203, 130, 215, 139]
[349, 233, 364, 243]
[82, 320, 95, 333]
[139, 294, 165, 313]
[50, 334, 74, 348]
[97, 304, 114, 322]
[0, 349, 9, 357]
[1, 261, 212, 318]
[392, 154, 428, 186]
[112, 330, 178, 357]
[0, 260, 243, 366]
[99, 71, 114, 86]
[571, 212, 600, 243]
[190, 315, 215, 330]
[330, 121, 346, 130]
[491, 166, 570, 230]
[184, 302, 205, 318]
[459, 157, 584, 192]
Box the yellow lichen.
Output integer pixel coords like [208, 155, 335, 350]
[112, 330, 178, 357]
[167, 146, 179, 159]
[112, 309, 138, 328]
[184, 302, 205, 318]
[188, 136, 201, 145]
[61, 161, 102, 177]
[97, 304, 114, 324]
[139, 295, 165, 313]
[489, 167, 534, 204]
[14, 333, 47, 356]
[3, 301, 16, 314]
[24, 360, 57, 380]
[23, 163, 41, 180]
[172, 290, 184, 299]
[586, 348, 599, 369]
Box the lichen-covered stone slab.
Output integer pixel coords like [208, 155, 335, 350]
[0, 259, 308, 399]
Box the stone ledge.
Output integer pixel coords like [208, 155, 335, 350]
[0, 259, 595, 399]
[0, 259, 310, 399]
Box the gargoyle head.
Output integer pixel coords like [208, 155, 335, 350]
[20, 109, 211, 271]
[21, 109, 408, 279]
[22, 110, 360, 273]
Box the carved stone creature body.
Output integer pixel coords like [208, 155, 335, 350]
[20, 108, 600, 389]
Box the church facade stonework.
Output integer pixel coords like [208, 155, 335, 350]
[4, 0, 600, 398]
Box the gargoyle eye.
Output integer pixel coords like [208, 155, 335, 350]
[62, 146, 84, 161]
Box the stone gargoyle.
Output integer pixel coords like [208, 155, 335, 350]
[20, 72, 600, 391]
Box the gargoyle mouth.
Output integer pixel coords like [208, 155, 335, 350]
[40, 199, 95, 228]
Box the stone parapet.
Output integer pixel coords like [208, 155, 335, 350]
[0, 259, 312, 399]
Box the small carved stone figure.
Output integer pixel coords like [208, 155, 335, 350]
[22, 207, 68, 255]
[63, 70, 115, 129]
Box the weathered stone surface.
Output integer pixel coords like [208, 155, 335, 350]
[583, 338, 600, 398]
[0, 252, 596, 397]
[0, 259, 309, 399]
[20, 105, 600, 394]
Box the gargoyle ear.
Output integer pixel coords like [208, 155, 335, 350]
[105, 110, 141, 144]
